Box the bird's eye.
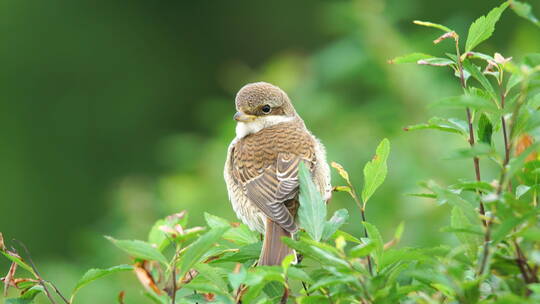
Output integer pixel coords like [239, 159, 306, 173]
[261, 105, 271, 114]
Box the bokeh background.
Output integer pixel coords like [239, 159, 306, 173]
[1, 0, 539, 303]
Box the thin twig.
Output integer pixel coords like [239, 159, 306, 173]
[11, 241, 59, 304]
[301, 281, 310, 296]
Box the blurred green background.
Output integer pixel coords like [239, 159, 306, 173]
[1, 0, 538, 303]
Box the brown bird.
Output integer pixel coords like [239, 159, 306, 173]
[224, 82, 331, 266]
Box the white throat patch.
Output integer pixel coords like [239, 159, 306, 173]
[235, 115, 294, 139]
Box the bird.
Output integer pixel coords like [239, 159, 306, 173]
[224, 82, 331, 266]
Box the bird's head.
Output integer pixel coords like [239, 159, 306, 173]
[233, 82, 299, 138]
[234, 82, 296, 123]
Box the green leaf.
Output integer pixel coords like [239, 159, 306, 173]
[223, 224, 259, 246]
[492, 210, 536, 244]
[227, 265, 247, 291]
[478, 113, 493, 144]
[147, 219, 169, 252]
[431, 93, 498, 113]
[462, 60, 498, 100]
[451, 206, 480, 258]
[220, 242, 262, 263]
[516, 185, 531, 198]
[71, 265, 133, 300]
[465, 2, 509, 52]
[417, 57, 455, 67]
[105, 237, 168, 265]
[194, 263, 229, 293]
[426, 181, 477, 221]
[388, 52, 434, 64]
[5, 286, 45, 304]
[510, 1, 539, 26]
[177, 227, 228, 279]
[448, 180, 495, 192]
[394, 221, 405, 241]
[0, 251, 36, 275]
[506, 73, 524, 94]
[380, 247, 431, 270]
[413, 20, 453, 32]
[298, 161, 327, 241]
[363, 222, 384, 267]
[204, 213, 230, 228]
[297, 295, 331, 304]
[349, 239, 375, 258]
[333, 230, 362, 243]
[308, 274, 358, 293]
[287, 267, 313, 283]
[405, 117, 468, 136]
[362, 138, 390, 203]
[322, 209, 349, 241]
[282, 237, 348, 268]
[446, 142, 496, 159]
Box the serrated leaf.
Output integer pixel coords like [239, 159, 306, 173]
[478, 113, 493, 144]
[298, 162, 326, 241]
[362, 138, 390, 203]
[71, 264, 133, 300]
[413, 20, 453, 32]
[388, 52, 434, 64]
[465, 3, 509, 52]
[106, 237, 168, 265]
[177, 227, 229, 279]
[510, 1, 539, 26]
[322, 209, 349, 241]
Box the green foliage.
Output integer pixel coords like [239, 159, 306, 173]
[1, 1, 540, 303]
[465, 2, 509, 52]
[105, 237, 169, 265]
[362, 138, 390, 204]
[298, 162, 327, 241]
[71, 265, 133, 302]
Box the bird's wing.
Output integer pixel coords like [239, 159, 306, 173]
[243, 153, 310, 233]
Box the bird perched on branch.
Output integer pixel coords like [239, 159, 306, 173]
[224, 82, 331, 266]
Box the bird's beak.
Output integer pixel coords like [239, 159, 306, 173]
[233, 111, 256, 122]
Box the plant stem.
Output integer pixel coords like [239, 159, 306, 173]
[360, 206, 374, 276]
[343, 183, 374, 276]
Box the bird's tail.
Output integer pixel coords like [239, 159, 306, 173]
[259, 218, 296, 266]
